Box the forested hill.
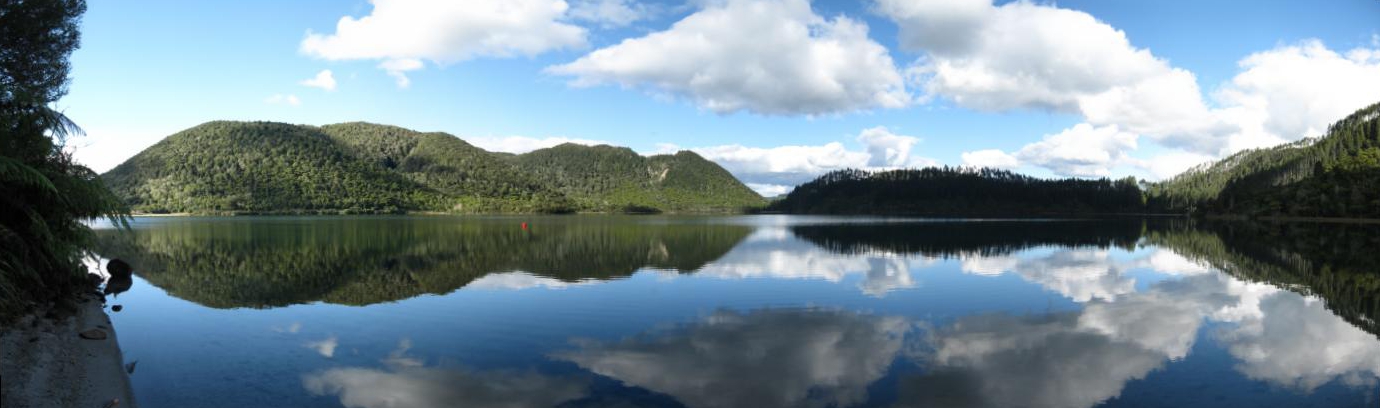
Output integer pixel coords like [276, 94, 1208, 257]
[320, 122, 573, 213]
[1148, 101, 1380, 218]
[768, 167, 1144, 216]
[102, 121, 447, 213]
[102, 121, 763, 214]
[512, 143, 764, 212]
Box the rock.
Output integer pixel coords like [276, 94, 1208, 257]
[103, 275, 133, 297]
[106, 259, 132, 279]
[78, 329, 107, 340]
[111, 305, 122, 312]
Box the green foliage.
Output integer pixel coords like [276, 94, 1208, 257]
[1, 0, 129, 320]
[102, 121, 446, 214]
[1148, 101, 1380, 217]
[321, 122, 575, 213]
[103, 122, 763, 214]
[769, 167, 1145, 216]
[511, 144, 765, 212]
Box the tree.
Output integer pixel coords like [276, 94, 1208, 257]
[1, 0, 127, 320]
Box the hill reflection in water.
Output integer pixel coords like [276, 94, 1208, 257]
[94, 216, 1380, 408]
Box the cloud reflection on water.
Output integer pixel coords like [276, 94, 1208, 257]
[304, 234, 1380, 408]
[905, 251, 1380, 408]
[302, 339, 590, 408]
[690, 227, 927, 297]
[555, 308, 912, 408]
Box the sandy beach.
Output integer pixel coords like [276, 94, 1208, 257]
[1, 295, 137, 408]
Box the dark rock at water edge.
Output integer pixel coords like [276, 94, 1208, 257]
[106, 259, 132, 278]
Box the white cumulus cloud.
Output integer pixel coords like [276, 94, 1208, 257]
[674, 126, 936, 195]
[1142, 151, 1218, 180]
[1214, 40, 1380, 153]
[880, 0, 1380, 180]
[960, 149, 1018, 170]
[1013, 124, 1139, 178]
[300, 70, 337, 91]
[880, 0, 1226, 153]
[883, 0, 1219, 149]
[857, 126, 920, 167]
[301, 0, 587, 86]
[963, 124, 1138, 178]
[378, 58, 424, 88]
[548, 0, 909, 115]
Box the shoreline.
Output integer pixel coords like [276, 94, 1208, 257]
[121, 212, 1380, 225]
[1204, 214, 1380, 225]
[126, 209, 753, 217]
[1, 295, 137, 408]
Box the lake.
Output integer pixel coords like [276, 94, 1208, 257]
[90, 215, 1380, 408]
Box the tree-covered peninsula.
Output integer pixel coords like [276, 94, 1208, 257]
[767, 167, 1145, 216]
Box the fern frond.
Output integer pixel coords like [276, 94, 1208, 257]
[0, 155, 59, 194]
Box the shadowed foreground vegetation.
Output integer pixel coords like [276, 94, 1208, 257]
[1, 0, 127, 321]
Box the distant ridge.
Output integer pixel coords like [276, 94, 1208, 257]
[102, 121, 765, 214]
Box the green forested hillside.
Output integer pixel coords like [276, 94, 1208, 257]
[103, 121, 760, 214]
[768, 167, 1144, 216]
[103, 121, 445, 213]
[1149, 102, 1380, 217]
[512, 144, 765, 212]
[770, 102, 1379, 218]
[320, 122, 573, 213]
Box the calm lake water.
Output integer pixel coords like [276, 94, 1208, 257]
[90, 215, 1380, 408]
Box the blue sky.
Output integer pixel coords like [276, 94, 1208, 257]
[62, 0, 1380, 195]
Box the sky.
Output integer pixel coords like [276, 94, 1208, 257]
[60, 0, 1380, 196]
